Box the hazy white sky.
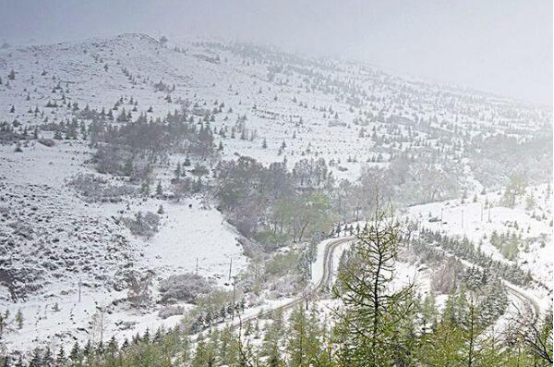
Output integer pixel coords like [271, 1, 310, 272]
[0, 0, 551, 105]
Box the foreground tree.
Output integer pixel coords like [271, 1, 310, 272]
[333, 209, 416, 366]
[505, 305, 553, 366]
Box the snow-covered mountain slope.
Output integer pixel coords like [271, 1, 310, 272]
[0, 33, 550, 353]
[407, 184, 553, 294]
[0, 33, 550, 183]
[0, 139, 246, 351]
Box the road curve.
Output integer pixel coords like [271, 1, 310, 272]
[234, 236, 353, 326]
[230, 233, 542, 332]
[504, 282, 541, 324]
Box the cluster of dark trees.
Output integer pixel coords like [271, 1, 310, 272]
[212, 149, 462, 251]
[89, 110, 215, 165]
[412, 226, 534, 287]
[0, 122, 28, 144]
[469, 129, 553, 188]
[214, 156, 334, 247]
[80, 108, 217, 195]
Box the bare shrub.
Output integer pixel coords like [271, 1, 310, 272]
[159, 273, 213, 304]
[69, 173, 137, 202]
[158, 305, 185, 319]
[127, 270, 153, 307]
[431, 258, 463, 294]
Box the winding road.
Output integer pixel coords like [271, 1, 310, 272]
[232, 237, 543, 328]
[233, 236, 353, 327]
[434, 246, 542, 323]
[504, 282, 541, 324]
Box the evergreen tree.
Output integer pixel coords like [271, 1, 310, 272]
[123, 158, 133, 176]
[156, 180, 163, 196]
[191, 337, 213, 367]
[69, 342, 82, 367]
[56, 346, 66, 367]
[286, 305, 326, 367]
[174, 161, 182, 181]
[180, 336, 192, 366]
[42, 347, 54, 367]
[218, 326, 240, 366]
[28, 349, 41, 367]
[333, 210, 416, 366]
[141, 181, 151, 196]
[15, 309, 23, 329]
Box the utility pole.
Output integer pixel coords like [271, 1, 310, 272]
[228, 258, 233, 282]
[100, 311, 103, 344]
[78, 279, 82, 303]
[99, 307, 104, 344]
[232, 279, 236, 320]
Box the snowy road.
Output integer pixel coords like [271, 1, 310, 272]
[211, 231, 542, 336]
[234, 236, 353, 326]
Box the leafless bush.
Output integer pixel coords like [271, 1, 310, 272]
[172, 177, 194, 200]
[127, 270, 153, 307]
[158, 305, 185, 319]
[159, 273, 213, 304]
[430, 258, 463, 294]
[69, 173, 137, 202]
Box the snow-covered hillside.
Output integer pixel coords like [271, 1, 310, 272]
[1, 33, 550, 183]
[407, 184, 552, 290]
[0, 33, 551, 354]
[0, 140, 246, 351]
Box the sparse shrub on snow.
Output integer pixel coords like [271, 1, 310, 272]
[68, 173, 137, 203]
[123, 211, 160, 238]
[158, 273, 213, 304]
[158, 305, 185, 319]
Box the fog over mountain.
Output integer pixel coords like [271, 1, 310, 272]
[0, 0, 552, 104]
[0, 1, 551, 365]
